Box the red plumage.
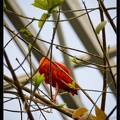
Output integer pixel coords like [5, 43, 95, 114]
[39, 57, 79, 102]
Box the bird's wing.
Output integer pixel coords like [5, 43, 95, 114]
[54, 62, 80, 88]
[54, 62, 72, 75]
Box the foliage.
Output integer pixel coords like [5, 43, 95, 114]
[32, 0, 64, 28]
[33, 73, 45, 92]
[95, 21, 107, 34]
[20, 28, 33, 37]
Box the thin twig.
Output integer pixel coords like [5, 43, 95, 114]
[4, 50, 34, 120]
[3, 75, 74, 118]
[49, 6, 61, 101]
[98, 0, 117, 34]
[99, 2, 107, 112]
[105, 105, 117, 120]
[4, 19, 34, 49]
[82, 1, 117, 89]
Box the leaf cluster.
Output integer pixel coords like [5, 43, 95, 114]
[32, 0, 64, 28]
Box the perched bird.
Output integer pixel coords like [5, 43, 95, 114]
[39, 57, 80, 102]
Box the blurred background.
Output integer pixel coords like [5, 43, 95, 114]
[4, 0, 117, 119]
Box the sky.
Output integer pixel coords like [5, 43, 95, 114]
[4, 0, 117, 120]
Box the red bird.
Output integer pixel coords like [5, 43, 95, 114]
[39, 57, 80, 102]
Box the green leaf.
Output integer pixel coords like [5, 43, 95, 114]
[95, 105, 107, 120]
[32, 0, 64, 28]
[28, 43, 32, 52]
[71, 56, 78, 64]
[32, 0, 49, 10]
[33, 73, 45, 92]
[47, 0, 52, 9]
[72, 108, 88, 118]
[57, 103, 66, 108]
[38, 13, 50, 28]
[49, 0, 64, 13]
[95, 21, 107, 34]
[32, 0, 64, 13]
[50, 8, 58, 13]
[68, 81, 76, 90]
[4, 2, 6, 10]
[52, 0, 64, 8]
[20, 29, 33, 37]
